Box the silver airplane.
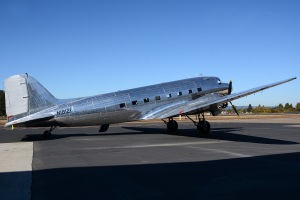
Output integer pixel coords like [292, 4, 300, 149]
[3, 74, 296, 139]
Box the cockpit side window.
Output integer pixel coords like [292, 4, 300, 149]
[217, 78, 222, 85]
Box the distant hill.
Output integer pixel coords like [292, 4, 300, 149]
[226, 105, 276, 110]
[225, 106, 250, 110]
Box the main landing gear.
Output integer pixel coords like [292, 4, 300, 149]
[186, 114, 211, 136]
[163, 113, 211, 136]
[43, 126, 56, 139]
[162, 118, 178, 132]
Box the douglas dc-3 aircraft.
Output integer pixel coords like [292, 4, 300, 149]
[3, 74, 296, 139]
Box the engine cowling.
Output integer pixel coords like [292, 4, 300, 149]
[210, 109, 222, 116]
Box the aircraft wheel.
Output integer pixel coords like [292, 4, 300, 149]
[197, 121, 211, 135]
[167, 120, 178, 132]
[43, 130, 52, 139]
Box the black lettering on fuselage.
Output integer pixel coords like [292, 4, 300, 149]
[57, 108, 72, 116]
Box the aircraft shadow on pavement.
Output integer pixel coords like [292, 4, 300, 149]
[2, 152, 300, 200]
[20, 126, 298, 145]
[21, 132, 104, 142]
[20, 128, 157, 142]
[122, 126, 298, 145]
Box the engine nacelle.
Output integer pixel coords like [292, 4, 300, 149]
[210, 109, 222, 116]
[220, 102, 228, 109]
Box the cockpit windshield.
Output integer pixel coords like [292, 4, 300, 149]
[217, 78, 222, 85]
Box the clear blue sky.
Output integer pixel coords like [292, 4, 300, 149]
[1, 0, 299, 106]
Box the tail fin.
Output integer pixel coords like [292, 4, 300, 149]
[4, 74, 58, 120]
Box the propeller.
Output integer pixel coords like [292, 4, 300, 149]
[228, 80, 239, 116]
[228, 80, 232, 95]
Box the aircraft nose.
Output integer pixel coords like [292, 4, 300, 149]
[221, 82, 230, 94]
[222, 82, 229, 88]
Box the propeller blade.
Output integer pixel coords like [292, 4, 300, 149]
[229, 101, 240, 116]
[228, 80, 232, 95]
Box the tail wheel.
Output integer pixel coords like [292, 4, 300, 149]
[197, 121, 211, 135]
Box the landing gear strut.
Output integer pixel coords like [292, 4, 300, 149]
[186, 114, 211, 136]
[43, 126, 56, 139]
[162, 118, 178, 132]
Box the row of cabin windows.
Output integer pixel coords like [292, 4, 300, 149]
[119, 87, 202, 108]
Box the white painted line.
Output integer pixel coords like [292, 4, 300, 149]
[284, 125, 300, 128]
[81, 141, 225, 150]
[188, 146, 251, 158]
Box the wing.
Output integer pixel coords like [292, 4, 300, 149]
[140, 77, 296, 120]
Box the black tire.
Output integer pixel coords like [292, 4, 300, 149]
[197, 121, 211, 135]
[167, 120, 178, 132]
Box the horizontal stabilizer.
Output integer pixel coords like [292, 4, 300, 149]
[4, 112, 54, 127]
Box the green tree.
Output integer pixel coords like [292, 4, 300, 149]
[247, 104, 253, 113]
[296, 103, 300, 112]
[276, 103, 284, 112]
[290, 103, 294, 111]
[284, 103, 294, 112]
[0, 90, 5, 117]
[284, 103, 290, 110]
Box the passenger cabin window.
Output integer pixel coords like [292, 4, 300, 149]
[155, 96, 161, 101]
[166, 94, 172, 98]
[188, 89, 193, 94]
[132, 100, 138, 105]
[177, 92, 182, 96]
[197, 87, 202, 92]
[120, 103, 126, 108]
[144, 98, 150, 103]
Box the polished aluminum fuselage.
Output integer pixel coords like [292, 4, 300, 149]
[15, 77, 228, 127]
[5, 74, 297, 129]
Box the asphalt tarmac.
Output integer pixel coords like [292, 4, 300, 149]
[1, 119, 300, 200]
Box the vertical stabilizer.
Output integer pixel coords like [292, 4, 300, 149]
[26, 75, 58, 114]
[4, 74, 58, 119]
